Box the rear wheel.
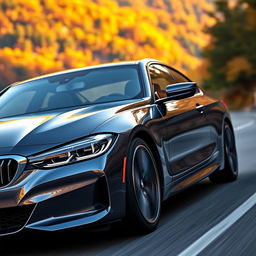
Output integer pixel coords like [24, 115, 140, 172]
[209, 123, 238, 183]
[126, 138, 161, 233]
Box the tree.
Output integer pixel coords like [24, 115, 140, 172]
[203, 0, 256, 107]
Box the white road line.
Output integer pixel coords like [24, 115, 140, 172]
[234, 120, 255, 131]
[178, 192, 256, 256]
[177, 115, 255, 256]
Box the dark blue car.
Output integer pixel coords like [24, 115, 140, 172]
[0, 59, 238, 235]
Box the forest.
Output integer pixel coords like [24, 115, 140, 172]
[0, 0, 214, 87]
[0, 0, 255, 108]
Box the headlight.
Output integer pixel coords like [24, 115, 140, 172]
[28, 134, 114, 169]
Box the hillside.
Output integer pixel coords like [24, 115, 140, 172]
[0, 0, 214, 87]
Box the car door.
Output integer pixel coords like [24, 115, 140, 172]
[148, 64, 214, 176]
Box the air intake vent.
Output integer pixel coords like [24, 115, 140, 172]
[0, 159, 18, 187]
[0, 205, 35, 234]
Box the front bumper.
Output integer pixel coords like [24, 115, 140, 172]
[0, 136, 127, 235]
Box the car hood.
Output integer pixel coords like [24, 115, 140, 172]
[0, 99, 147, 156]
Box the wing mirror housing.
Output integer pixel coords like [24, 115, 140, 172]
[156, 82, 197, 104]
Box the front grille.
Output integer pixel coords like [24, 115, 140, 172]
[0, 159, 18, 187]
[0, 205, 35, 234]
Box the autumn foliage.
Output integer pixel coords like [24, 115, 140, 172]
[203, 0, 256, 108]
[0, 0, 214, 88]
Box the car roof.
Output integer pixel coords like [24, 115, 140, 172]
[11, 58, 162, 87]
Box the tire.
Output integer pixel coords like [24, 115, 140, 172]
[126, 138, 161, 233]
[209, 123, 238, 183]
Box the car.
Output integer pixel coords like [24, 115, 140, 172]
[0, 59, 238, 235]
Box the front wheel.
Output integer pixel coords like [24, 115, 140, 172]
[126, 138, 161, 233]
[209, 123, 238, 183]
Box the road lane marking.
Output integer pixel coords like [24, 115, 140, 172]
[234, 120, 255, 131]
[178, 192, 256, 256]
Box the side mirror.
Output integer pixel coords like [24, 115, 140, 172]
[156, 82, 197, 104]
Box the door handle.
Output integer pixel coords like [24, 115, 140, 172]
[196, 103, 205, 113]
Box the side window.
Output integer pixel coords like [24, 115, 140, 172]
[149, 64, 175, 99]
[169, 69, 189, 83]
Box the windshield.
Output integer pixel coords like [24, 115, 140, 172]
[0, 65, 143, 118]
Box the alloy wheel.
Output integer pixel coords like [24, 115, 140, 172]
[131, 145, 161, 223]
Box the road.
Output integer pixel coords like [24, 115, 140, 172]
[1, 111, 256, 256]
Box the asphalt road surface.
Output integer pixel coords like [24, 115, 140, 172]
[1, 111, 256, 256]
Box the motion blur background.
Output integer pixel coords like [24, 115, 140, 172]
[1, 2, 256, 255]
[0, 0, 255, 109]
